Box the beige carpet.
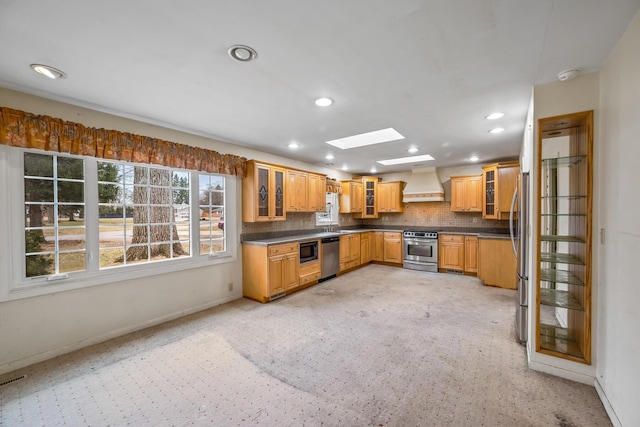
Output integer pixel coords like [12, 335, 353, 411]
[0, 265, 611, 426]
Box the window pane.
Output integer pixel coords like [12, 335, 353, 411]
[24, 153, 53, 177]
[131, 185, 147, 203]
[98, 162, 121, 183]
[26, 253, 54, 277]
[57, 157, 83, 179]
[99, 183, 121, 203]
[58, 181, 84, 202]
[150, 186, 171, 203]
[129, 225, 149, 245]
[198, 173, 225, 255]
[100, 224, 125, 247]
[25, 178, 54, 202]
[100, 248, 124, 269]
[59, 251, 86, 273]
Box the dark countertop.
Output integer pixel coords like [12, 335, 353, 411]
[241, 226, 510, 246]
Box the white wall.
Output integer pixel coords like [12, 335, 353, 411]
[0, 88, 346, 374]
[595, 10, 640, 427]
[531, 72, 600, 383]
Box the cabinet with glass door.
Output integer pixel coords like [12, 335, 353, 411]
[536, 111, 592, 364]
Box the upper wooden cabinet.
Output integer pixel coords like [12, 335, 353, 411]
[339, 180, 363, 213]
[307, 174, 326, 212]
[353, 176, 380, 219]
[286, 169, 308, 212]
[482, 161, 519, 220]
[450, 175, 482, 212]
[243, 160, 286, 222]
[377, 181, 406, 213]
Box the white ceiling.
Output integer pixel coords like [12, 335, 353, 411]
[1, 0, 639, 174]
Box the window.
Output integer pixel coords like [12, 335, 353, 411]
[97, 162, 191, 268]
[3, 147, 237, 300]
[198, 174, 225, 255]
[24, 152, 86, 278]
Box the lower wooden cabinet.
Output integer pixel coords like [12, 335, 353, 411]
[439, 234, 465, 271]
[477, 237, 516, 289]
[464, 236, 478, 274]
[383, 232, 403, 263]
[339, 234, 361, 271]
[372, 232, 384, 262]
[299, 260, 321, 286]
[439, 234, 479, 275]
[242, 242, 300, 303]
[360, 232, 372, 264]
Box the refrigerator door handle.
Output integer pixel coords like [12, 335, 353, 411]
[509, 184, 518, 257]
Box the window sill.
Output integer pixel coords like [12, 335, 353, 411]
[2, 252, 238, 302]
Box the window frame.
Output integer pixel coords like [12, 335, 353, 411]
[1, 146, 238, 302]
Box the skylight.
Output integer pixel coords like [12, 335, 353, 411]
[325, 128, 404, 150]
[377, 154, 435, 166]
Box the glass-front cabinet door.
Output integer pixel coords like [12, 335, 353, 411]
[243, 160, 286, 222]
[536, 111, 592, 364]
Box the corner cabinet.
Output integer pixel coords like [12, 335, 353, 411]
[243, 160, 286, 222]
[536, 110, 593, 364]
[482, 162, 519, 220]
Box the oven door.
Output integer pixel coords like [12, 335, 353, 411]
[403, 238, 438, 264]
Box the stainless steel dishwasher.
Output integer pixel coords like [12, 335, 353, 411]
[320, 236, 340, 281]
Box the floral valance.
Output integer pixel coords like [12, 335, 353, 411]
[0, 107, 247, 176]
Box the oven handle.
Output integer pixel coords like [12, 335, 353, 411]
[404, 238, 438, 245]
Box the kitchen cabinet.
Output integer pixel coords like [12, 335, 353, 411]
[477, 238, 515, 289]
[439, 234, 465, 271]
[372, 231, 384, 262]
[299, 259, 321, 287]
[464, 235, 478, 274]
[286, 169, 308, 212]
[308, 173, 326, 212]
[377, 181, 406, 213]
[339, 180, 363, 213]
[450, 175, 482, 212]
[535, 111, 593, 364]
[242, 242, 299, 303]
[360, 232, 372, 264]
[482, 161, 519, 220]
[353, 176, 380, 219]
[383, 232, 403, 263]
[243, 160, 286, 222]
[339, 233, 361, 272]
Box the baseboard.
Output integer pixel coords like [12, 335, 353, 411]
[0, 294, 241, 376]
[528, 359, 595, 385]
[595, 378, 622, 427]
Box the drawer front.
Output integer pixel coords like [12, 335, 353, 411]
[300, 271, 321, 285]
[268, 243, 297, 256]
[441, 234, 464, 243]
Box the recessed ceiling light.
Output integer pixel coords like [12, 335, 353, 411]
[288, 142, 300, 149]
[342, 166, 349, 171]
[315, 97, 333, 107]
[370, 167, 377, 173]
[486, 112, 504, 120]
[377, 154, 435, 166]
[326, 128, 404, 150]
[30, 64, 66, 79]
[489, 127, 505, 134]
[408, 147, 419, 153]
[228, 45, 258, 62]
[325, 154, 334, 160]
[469, 156, 479, 162]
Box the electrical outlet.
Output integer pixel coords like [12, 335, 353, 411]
[228, 282, 234, 292]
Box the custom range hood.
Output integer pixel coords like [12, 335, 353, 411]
[402, 167, 445, 202]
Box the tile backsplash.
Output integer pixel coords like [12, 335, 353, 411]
[242, 201, 508, 235]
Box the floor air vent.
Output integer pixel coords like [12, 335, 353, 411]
[0, 374, 26, 387]
[269, 291, 286, 301]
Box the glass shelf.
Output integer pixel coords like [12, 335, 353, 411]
[540, 288, 584, 310]
[539, 324, 584, 358]
[542, 155, 587, 169]
[541, 235, 585, 243]
[541, 195, 587, 200]
[540, 269, 585, 286]
[540, 252, 584, 265]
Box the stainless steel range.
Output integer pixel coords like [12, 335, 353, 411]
[403, 231, 439, 272]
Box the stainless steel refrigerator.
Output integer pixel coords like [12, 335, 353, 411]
[510, 172, 529, 344]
